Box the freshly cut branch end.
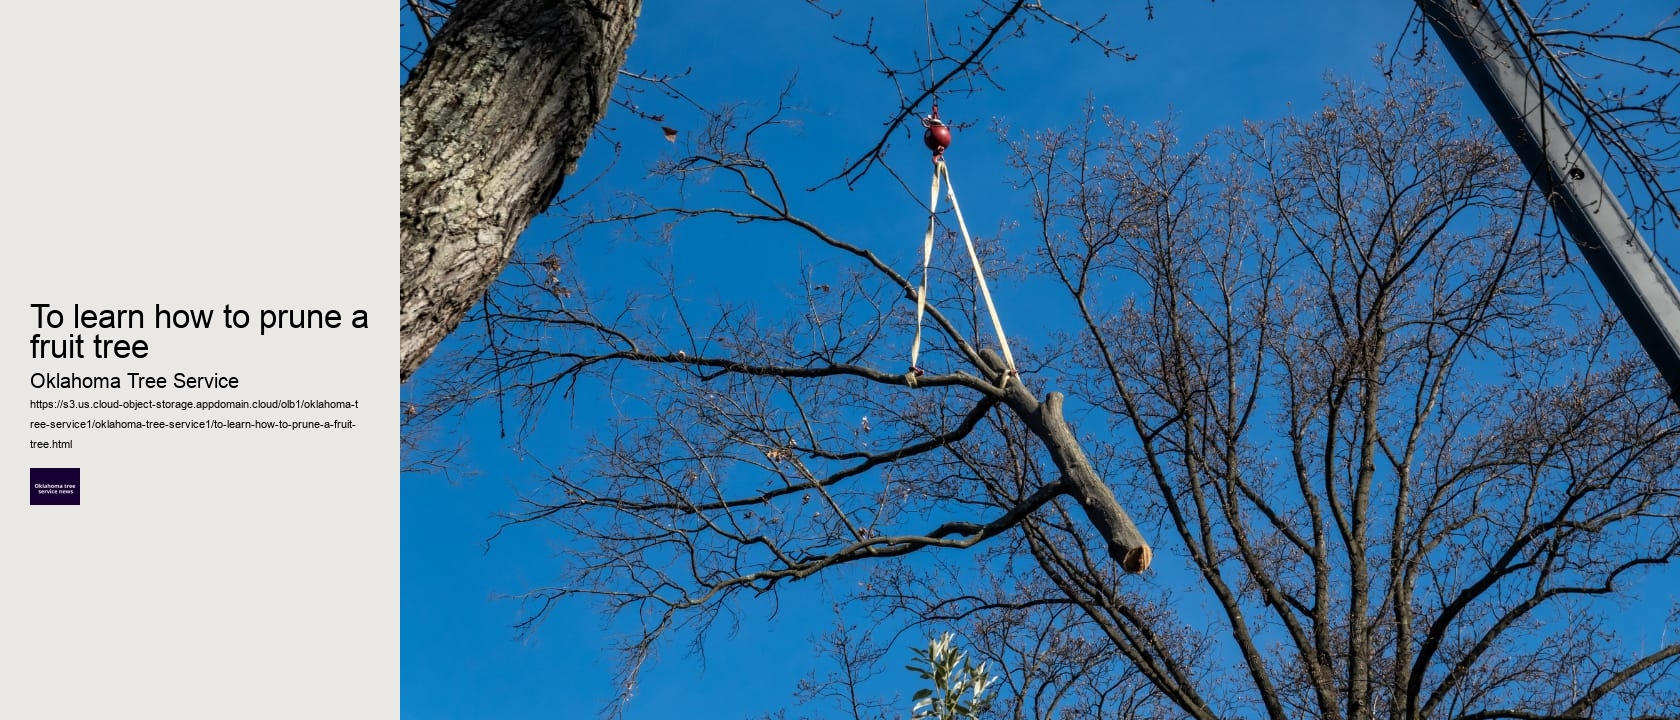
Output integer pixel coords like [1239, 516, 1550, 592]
[981, 348, 1154, 575]
[1119, 543, 1151, 574]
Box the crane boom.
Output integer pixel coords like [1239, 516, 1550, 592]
[1416, 0, 1680, 402]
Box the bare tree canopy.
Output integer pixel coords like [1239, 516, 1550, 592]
[409, 57, 1680, 718]
[402, 3, 1680, 719]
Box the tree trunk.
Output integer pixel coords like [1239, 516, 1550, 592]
[400, 0, 641, 381]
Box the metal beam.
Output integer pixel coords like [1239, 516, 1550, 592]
[1416, 0, 1680, 402]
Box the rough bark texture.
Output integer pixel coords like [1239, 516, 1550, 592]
[400, 0, 642, 381]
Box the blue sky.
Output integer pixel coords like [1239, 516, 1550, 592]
[401, 3, 1676, 718]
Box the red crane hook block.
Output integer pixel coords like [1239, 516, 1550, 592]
[922, 104, 951, 159]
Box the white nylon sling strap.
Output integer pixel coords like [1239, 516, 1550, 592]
[909, 164, 943, 372]
[907, 158, 1018, 377]
[941, 160, 1018, 374]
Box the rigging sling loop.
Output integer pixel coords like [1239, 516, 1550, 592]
[908, 104, 1018, 385]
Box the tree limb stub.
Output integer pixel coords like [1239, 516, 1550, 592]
[981, 349, 1153, 572]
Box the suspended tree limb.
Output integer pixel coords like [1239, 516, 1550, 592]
[983, 349, 1152, 572]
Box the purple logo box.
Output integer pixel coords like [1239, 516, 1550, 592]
[30, 468, 80, 505]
